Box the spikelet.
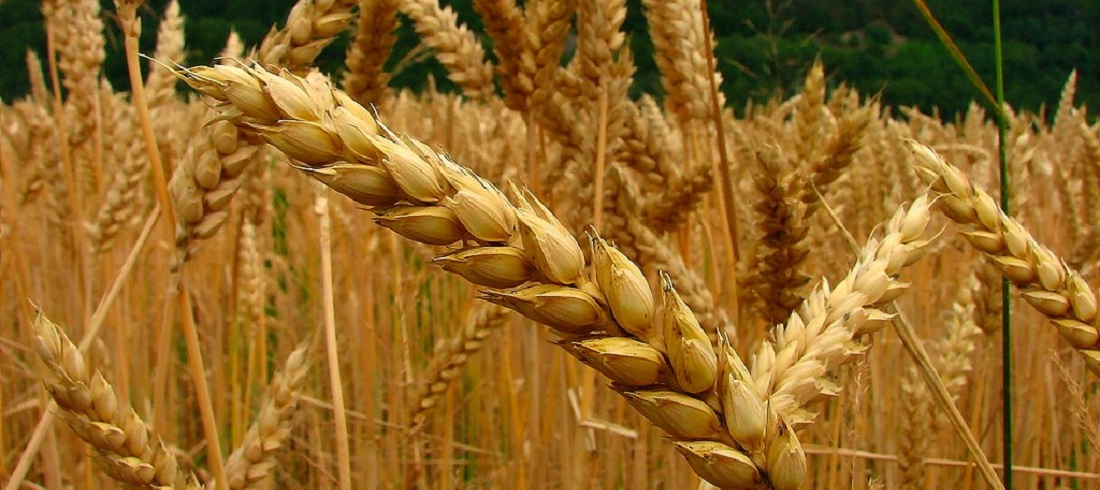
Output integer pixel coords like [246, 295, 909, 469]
[660, 272, 717, 394]
[592, 232, 655, 338]
[675, 441, 765, 489]
[434, 246, 534, 288]
[480, 284, 607, 335]
[564, 337, 668, 387]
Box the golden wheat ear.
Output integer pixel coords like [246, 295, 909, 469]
[908, 140, 1100, 376]
[31, 310, 192, 488]
[222, 343, 311, 489]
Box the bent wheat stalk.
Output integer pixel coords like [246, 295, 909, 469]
[908, 141, 1100, 377]
[175, 63, 939, 489]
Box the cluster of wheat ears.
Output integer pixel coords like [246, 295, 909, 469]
[1, 0, 1099, 488]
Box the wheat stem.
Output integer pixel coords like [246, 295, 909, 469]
[119, 2, 226, 487]
[317, 189, 353, 490]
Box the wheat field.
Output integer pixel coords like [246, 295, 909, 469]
[1, 0, 1099, 489]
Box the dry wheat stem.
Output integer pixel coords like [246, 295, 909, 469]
[316, 189, 353, 490]
[908, 140, 1100, 377]
[117, 3, 230, 488]
[887, 304, 1003, 489]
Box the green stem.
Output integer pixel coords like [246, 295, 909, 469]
[992, 0, 1011, 487]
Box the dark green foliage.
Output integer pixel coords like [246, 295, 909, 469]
[0, 0, 1096, 119]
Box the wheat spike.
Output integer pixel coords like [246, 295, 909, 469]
[221, 344, 311, 489]
[409, 303, 509, 433]
[343, 0, 401, 106]
[401, 0, 494, 98]
[909, 140, 1100, 377]
[32, 311, 188, 487]
[473, 0, 530, 110]
[258, 0, 357, 73]
[145, 0, 186, 110]
[752, 194, 933, 423]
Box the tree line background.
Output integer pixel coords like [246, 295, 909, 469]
[1, 0, 1097, 119]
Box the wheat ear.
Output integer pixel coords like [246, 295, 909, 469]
[908, 140, 1100, 377]
[221, 344, 311, 489]
[32, 311, 190, 488]
[473, 0, 530, 110]
[409, 303, 509, 433]
[641, 0, 721, 127]
[145, 0, 185, 110]
[748, 147, 812, 328]
[752, 194, 934, 423]
[258, 0, 357, 73]
[178, 63, 814, 489]
[401, 0, 494, 98]
[343, 0, 401, 106]
[88, 88, 146, 253]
